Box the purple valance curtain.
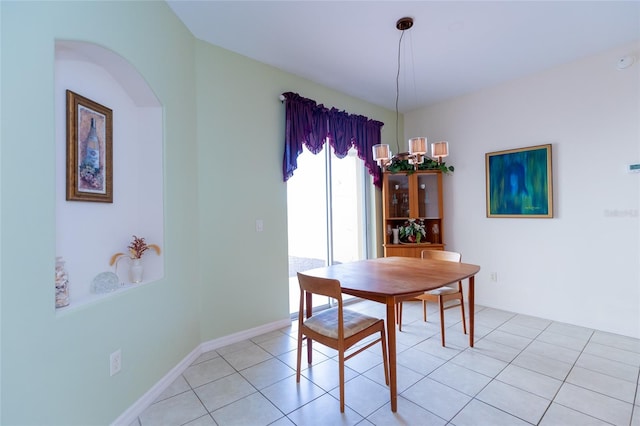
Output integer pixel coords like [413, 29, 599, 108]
[282, 92, 384, 188]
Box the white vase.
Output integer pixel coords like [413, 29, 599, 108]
[392, 228, 400, 244]
[129, 258, 144, 283]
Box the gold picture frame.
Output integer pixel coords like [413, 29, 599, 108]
[486, 144, 553, 218]
[66, 90, 113, 202]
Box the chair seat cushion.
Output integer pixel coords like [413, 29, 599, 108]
[425, 286, 458, 296]
[304, 307, 379, 339]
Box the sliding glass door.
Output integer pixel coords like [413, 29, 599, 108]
[287, 144, 368, 314]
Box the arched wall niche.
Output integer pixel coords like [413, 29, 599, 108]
[54, 40, 165, 311]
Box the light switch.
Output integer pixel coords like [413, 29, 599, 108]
[256, 219, 264, 232]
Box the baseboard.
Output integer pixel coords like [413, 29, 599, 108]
[111, 317, 292, 426]
[200, 318, 292, 353]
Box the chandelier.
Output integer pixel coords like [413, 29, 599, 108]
[373, 17, 450, 170]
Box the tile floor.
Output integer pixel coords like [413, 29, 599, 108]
[133, 300, 640, 426]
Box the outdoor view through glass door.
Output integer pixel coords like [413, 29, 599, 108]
[287, 144, 368, 314]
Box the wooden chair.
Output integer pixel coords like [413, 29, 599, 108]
[296, 272, 389, 412]
[397, 250, 467, 346]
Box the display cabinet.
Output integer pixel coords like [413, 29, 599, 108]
[382, 170, 445, 257]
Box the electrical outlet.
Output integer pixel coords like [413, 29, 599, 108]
[490, 272, 498, 282]
[110, 349, 122, 376]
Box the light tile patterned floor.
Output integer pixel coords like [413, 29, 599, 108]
[133, 301, 640, 426]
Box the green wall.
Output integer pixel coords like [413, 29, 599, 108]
[194, 41, 397, 340]
[0, 1, 396, 424]
[1, 1, 199, 424]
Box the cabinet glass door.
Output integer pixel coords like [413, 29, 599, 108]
[417, 173, 440, 218]
[417, 173, 442, 244]
[386, 174, 411, 218]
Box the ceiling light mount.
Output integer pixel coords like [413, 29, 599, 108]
[396, 17, 414, 31]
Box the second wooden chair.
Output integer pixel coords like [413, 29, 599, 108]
[397, 250, 467, 346]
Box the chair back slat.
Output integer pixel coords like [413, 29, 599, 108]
[421, 250, 463, 291]
[421, 249, 461, 263]
[297, 272, 343, 300]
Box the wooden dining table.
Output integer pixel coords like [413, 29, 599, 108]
[301, 256, 481, 412]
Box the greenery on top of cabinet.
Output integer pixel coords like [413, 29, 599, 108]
[386, 158, 454, 174]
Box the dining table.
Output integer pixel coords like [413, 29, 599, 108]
[301, 256, 481, 412]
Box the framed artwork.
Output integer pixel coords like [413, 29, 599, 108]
[66, 90, 113, 202]
[485, 144, 553, 218]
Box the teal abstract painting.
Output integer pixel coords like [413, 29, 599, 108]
[486, 144, 553, 218]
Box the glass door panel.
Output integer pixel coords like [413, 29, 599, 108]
[287, 146, 328, 312]
[330, 149, 365, 265]
[287, 146, 368, 314]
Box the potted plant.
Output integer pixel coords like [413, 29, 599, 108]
[398, 219, 426, 243]
[109, 235, 161, 283]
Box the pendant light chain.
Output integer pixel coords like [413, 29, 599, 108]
[395, 28, 406, 156]
[372, 17, 450, 170]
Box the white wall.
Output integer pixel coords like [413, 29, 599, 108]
[406, 41, 640, 338]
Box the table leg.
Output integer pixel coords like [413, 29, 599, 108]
[386, 301, 397, 412]
[469, 275, 475, 347]
[306, 292, 312, 362]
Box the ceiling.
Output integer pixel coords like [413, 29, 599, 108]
[166, 1, 640, 112]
